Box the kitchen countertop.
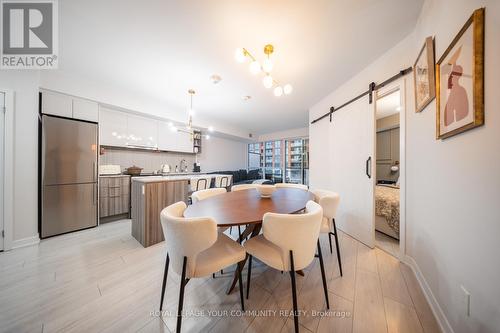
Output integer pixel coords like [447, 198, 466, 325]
[99, 174, 131, 178]
[131, 173, 228, 183]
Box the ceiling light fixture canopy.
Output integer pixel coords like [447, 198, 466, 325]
[235, 44, 293, 97]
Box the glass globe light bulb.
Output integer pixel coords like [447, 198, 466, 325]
[249, 61, 261, 75]
[262, 58, 274, 73]
[262, 75, 273, 89]
[274, 86, 283, 97]
[284, 84, 293, 95]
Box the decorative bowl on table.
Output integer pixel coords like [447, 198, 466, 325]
[256, 185, 276, 198]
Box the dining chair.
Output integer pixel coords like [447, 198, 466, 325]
[244, 200, 328, 332]
[191, 188, 227, 204]
[215, 175, 233, 188]
[231, 183, 259, 191]
[275, 183, 308, 190]
[229, 183, 258, 240]
[159, 201, 246, 333]
[311, 189, 342, 276]
[191, 187, 228, 277]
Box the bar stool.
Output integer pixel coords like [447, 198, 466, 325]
[215, 175, 233, 189]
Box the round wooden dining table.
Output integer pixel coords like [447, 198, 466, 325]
[184, 187, 314, 294]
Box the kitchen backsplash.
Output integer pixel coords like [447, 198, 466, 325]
[99, 148, 196, 174]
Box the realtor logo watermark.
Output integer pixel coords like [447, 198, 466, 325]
[1, 0, 58, 69]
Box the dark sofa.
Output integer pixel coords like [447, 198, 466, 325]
[208, 169, 272, 186]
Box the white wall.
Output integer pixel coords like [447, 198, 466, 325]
[309, 1, 500, 332]
[0, 71, 40, 244]
[257, 127, 308, 142]
[196, 135, 248, 172]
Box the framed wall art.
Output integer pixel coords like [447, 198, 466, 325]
[436, 8, 485, 139]
[414, 36, 435, 113]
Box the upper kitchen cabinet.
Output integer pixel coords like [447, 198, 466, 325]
[158, 121, 177, 151]
[99, 107, 128, 147]
[177, 131, 194, 153]
[126, 114, 158, 149]
[41, 90, 99, 122]
[41, 90, 73, 118]
[158, 121, 193, 153]
[72, 98, 99, 122]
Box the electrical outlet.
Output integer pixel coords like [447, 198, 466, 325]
[461, 285, 471, 317]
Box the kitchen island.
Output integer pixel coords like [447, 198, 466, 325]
[130, 173, 227, 247]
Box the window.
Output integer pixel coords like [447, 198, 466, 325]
[248, 138, 308, 184]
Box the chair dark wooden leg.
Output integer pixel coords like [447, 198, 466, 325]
[246, 255, 253, 299]
[328, 232, 333, 254]
[176, 256, 188, 333]
[212, 273, 215, 279]
[237, 261, 245, 311]
[238, 226, 242, 244]
[289, 250, 299, 333]
[221, 269, 223, 274]
[230, 226, 233, 235]
[317, 240, 330, 309]
[332, 218, 343, 276]
[159, 253, 170, 311]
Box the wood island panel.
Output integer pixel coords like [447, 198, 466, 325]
[131, 179, 189, 247]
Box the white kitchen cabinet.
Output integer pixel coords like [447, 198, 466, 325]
[41, 91, 73, 118]
[72, 98, 99, 122]
[126, 114, 158, 149]
[158, 121, 193, 153]
[99, 107, 128, 147]
[176, 131, 194, 153]
[158, 121, 177, 151]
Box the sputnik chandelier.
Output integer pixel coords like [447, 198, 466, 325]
[168, 89, 213, 140]
[234, 44, 293, 97]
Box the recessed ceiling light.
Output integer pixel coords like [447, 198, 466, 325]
[210, 74, 222, 84]
[242, 95, 252, 101]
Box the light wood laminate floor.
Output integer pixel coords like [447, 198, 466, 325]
[375, 231, 400, 258]
[0, 220, 440, 333]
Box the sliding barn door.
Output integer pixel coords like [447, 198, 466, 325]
[327, 95, 375, 247]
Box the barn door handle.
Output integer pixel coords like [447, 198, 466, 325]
[365, 156, 372, 179]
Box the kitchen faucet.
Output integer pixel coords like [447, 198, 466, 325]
[180, 159, 188, 172]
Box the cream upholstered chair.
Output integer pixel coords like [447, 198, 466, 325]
[215, 175, 232, 188]
[191, 188, 227, 204]
[229, 183, 259, 240]
[231, 183, 258, 191]
[275, 183, 308, 190]
[190, 176, 212, 192]
[159, 201, 246, 333]
[191, 187, 228, 277]
[311, 189, 342, 276]
[244, 201, 328, 332]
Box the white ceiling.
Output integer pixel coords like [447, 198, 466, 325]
[376, 90, 401, 119]
[55, 0, 422, 135]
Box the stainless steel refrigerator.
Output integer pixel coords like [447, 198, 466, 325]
[41, 115, 98, 238]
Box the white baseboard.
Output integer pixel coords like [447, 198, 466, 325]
[402, 255, 454, 333]
[11, 234, 40, 249]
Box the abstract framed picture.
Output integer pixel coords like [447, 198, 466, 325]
[414, 36, 435, 113]
[436, 8, 484, 140]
